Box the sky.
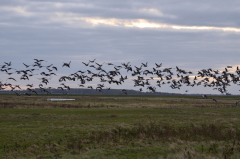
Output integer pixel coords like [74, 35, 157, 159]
[0, 0, 240, 95]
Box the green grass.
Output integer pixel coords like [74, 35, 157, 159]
[0, 94, 240, 158]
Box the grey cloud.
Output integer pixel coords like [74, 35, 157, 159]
[1, 0, 240, 94]
[1, 24, 239, 69]
[1, 0, 240, 29]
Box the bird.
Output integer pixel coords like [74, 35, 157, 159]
[32, 90, 38, 95]
[4, 62, 11, 66]
[155, 63, 162, 68]
[25, 93, 31, 96]
[58, 87, 64, 90]
[34, 59, 46, 63]
[82, 62, 90, 66]
[95, 62, 104, 67]
[62, 61, 71, 68]
[26, 84, 34, 87]
[52, 66, 58, 71]
[14, 85, 21, 89]
[15, 92, 21, 96]
[7, 77, 16, 81]
[141, 62, 148, 67]
[235, 102, 239, 106]
[89, 59, 96, 63]
[23, 63, 31, 68]
[212, 98, 217, 102]
[2, 59, 240, 97]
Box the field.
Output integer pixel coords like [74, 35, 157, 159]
[0, 94, 240, 159]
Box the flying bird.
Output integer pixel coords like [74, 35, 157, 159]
[212, 98, 217, 102]
[155, 63, 162, 68]
[23, 63, 31, 68]
[62, 61, 71, 68]
[7, 77, 16, 81]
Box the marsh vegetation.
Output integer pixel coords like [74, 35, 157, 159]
[0, 94, 240, 158]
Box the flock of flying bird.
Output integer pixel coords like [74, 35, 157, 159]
[0, 59, 240, 102]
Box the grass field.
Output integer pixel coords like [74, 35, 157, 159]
[0, 94, 240, 158]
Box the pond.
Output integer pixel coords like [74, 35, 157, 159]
[46, 98, 75, 101]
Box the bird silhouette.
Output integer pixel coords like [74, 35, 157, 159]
[212, 98, 217, 102]
[1, 59, 239, 97]
[63, 61, 71, 68]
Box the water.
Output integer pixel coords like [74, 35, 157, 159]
[46, 98, 75, 101]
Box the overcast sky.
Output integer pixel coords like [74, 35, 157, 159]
[1, 0, 240, 94]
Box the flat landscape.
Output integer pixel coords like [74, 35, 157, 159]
[1, 94, 240, 159]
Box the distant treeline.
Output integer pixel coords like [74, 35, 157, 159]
[0, 88, 180, 95]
